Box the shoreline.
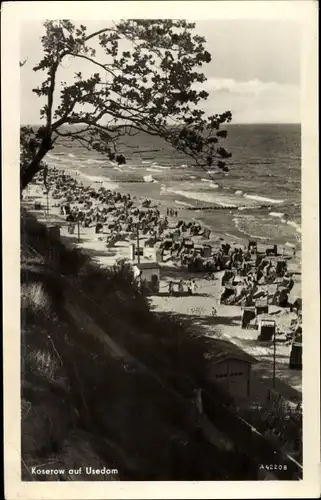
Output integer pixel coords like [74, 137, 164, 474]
[66, 163, 302, 249]
[46, 156, 302, 247]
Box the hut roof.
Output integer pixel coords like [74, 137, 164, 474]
[135, 262, 160, 270]
[204, 337, 257, 365]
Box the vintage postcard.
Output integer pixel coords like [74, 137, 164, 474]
[2, 0, 320, 498]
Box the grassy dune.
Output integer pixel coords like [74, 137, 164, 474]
[21, 209, 260, 481]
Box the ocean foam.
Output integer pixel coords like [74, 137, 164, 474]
[84, 174, 111, 182]
[79, 172, 119, 189]
[147, 167, 163, 173]
[165, 187, 235, 207]
[286, 220, 301, 233]
[151, 164, 170, 170]
[233, 217, 267, 240]
[175, 200, 193, 208]
[85, 158, 106, 165]
[143, 175, 158, 183]
[225, 233, 243, 241]
[235, 190, 243, 195]
[201, 179, 219, 188]
[270, 212, 285, 218]
[243, 193, 284, 204]
[234, 211, 301, 238]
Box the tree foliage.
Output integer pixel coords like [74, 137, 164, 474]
[21, 19, 232, 189]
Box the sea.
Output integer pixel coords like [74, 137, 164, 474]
[45, 124, 301, 246]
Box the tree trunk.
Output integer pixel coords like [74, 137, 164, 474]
[20, 140, 51, 190]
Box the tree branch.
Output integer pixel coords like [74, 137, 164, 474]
[84, 27, 115, 43]
[65, 52, 118, 79]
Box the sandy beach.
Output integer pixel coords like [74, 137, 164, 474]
[22, 164, 302, 414]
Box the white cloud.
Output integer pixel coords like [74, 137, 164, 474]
[198, 78, 299, 97]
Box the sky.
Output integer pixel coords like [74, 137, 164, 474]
[20, 19, 301, 125]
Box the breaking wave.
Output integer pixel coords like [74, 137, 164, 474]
[201, 178, 219, 187]
[163, 187, 236, 207]
[269, 212, 301, 234]
[150, 164, 170, 170]
[270, 211, 284, 218]
[147, 167, 163, 173]
[243, 193, 284, 204]
[284, 219, 301, 234]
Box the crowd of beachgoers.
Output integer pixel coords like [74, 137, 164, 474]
[28, 166, 301, 326]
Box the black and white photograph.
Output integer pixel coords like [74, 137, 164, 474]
[2, 1, 319, 498]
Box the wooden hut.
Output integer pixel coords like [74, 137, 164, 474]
[133, 262, 161, 294]
[205, 338, 258, 399]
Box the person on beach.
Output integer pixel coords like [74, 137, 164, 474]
[178, 280, 184, 295]
[168, 281, 174, 296]
[191, 280, 197, 295]
[186, 280, 192, 295]
[68, 222, 76, 234]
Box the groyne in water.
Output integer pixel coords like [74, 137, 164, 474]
[185, 202, 300, 212]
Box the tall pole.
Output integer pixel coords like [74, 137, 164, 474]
[273, 330, 276, 389]
[136, 225, 140, 264]
[77, 220, 80, 243]
[46, 190, 49, 218]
